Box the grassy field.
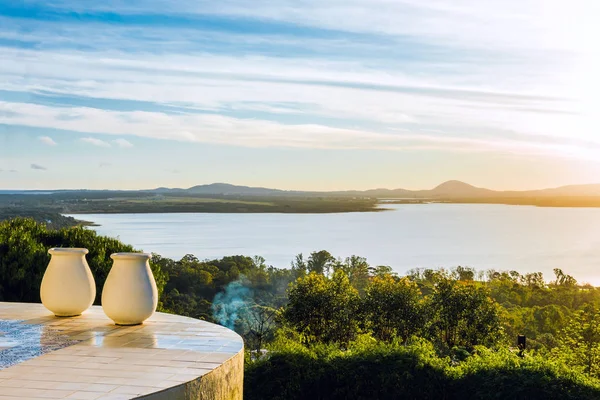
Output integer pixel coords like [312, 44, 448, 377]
[382, 197, 600, 208]
[123, 196, 276, 206]
[0, 192, 382, 220]
[452, 197, 600, 208]
[64, 197, 382, 214]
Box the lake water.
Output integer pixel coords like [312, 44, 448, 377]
[69, 204, 600, 285]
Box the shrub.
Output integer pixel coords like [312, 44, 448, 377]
[245, 338, 600, 400]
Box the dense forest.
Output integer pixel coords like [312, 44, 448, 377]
[1, 218, 599, 399]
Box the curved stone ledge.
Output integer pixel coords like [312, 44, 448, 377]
[0, 302, 244, 400]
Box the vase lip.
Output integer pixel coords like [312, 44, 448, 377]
[48, 247, 89, 255]
[110, 252, 152, 261]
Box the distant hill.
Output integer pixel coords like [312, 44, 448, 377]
[428, 180, 495, 197]
[188, 183, 290, 196]
[5, 181, 600, 199]
[147, 180, 600, 199]
[152, 183, 299, 196]
[531, 184, 600, 197]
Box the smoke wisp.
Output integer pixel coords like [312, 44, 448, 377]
[211, 277, 252, 330]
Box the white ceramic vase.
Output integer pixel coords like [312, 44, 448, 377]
[102, 253, 158, 325]
[40, 248, 96, 317]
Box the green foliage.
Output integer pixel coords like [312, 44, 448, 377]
[246, 338, 600, 400]
[369, 264, 396, 278]
[306, 250, 336, 276]
[335, 255, 371, 293]
[448, 347, 600, 400]
[552, 304, 600, 379]
[269, 262, 600, 398]
[238, 304, 279, 353]
[0, 218, 48, 301]
[0, 210, 88, 229]
[553, 268, 578, 288]
[283, 271, 360, 345]
[0, 218, 165, 304]
[362, 275, 424, 342]
[156, 253, 294, 322]
[246, 337, 448, 400]
[428, 279, 502, 350]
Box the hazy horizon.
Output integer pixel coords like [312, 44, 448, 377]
[1, 1, 599, 190]
[3, 179, 600, 193]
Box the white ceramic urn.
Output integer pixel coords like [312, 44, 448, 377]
[102, 253, 158, 325]
[40, 248, 96, 317]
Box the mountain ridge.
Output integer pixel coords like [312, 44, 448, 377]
[149, 180, 600, 199]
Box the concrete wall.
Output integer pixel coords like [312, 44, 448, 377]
[138, 350, 244, 400]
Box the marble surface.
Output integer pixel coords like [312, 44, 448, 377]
[0, 302, 243, 399]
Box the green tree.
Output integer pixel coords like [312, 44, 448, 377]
[306, 250, 336, 276]
[521, 272, 546, 289]
[336, 255, 370, 292]
[429, 279, 501, 350]
[553, 268, 578, 288]
[362, 275, 424, 342]
[239, 303, 279, 354]
[554, 305, 600, 378]
[0, 218, 48, 301]
[290, 253, 307, 278]
[453, 266, 475, 281]
[283, 270, 360, 345]
[369, 265, 396, 278]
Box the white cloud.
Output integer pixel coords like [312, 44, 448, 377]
[38, 136, 57, 146]
[0, 47, 589, 144]
[113, 138, 133, 148]
[0, 0, 598, 164]
[34, 0, 600, 53]
[80, 137, 111, 147]
[31, 163, 47, 170]
[0, 100, 596, 160]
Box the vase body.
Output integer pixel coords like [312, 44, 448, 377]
[102, 253, 157, 325]
[40, 248, 96, 317]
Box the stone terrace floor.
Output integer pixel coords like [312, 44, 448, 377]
[0, 302, 243, 400]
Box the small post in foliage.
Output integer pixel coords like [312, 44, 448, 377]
[517, 335, 526, 358]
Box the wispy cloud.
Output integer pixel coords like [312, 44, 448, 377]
[113, 138, 133, 148]
[0, 0, 599, 189]
[0, 44, 589, 152]
[0, 100, 596, 160]
[31, 163, 47, 170]
[80, 137, 111, 147]
[13, 1, 593, 53]
[38, 135, 57, 146]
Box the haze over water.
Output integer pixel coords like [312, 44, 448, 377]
[71, 204, 600, 286]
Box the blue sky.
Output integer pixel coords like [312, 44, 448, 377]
[1, 0, 599, 190]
